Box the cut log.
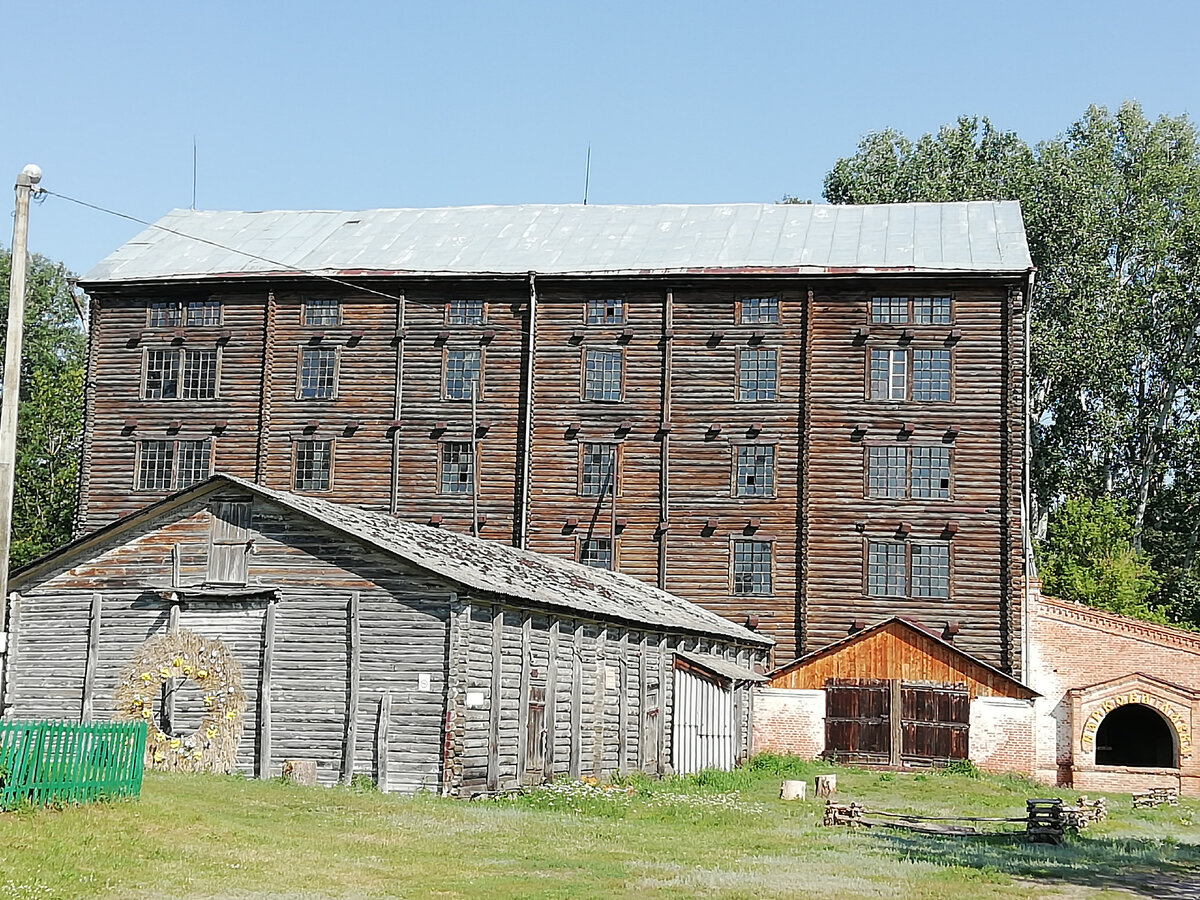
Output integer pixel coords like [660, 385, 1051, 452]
[780, 780, 807, 801]
[815, 774, 837, 798]
[282, 759, 317, 787]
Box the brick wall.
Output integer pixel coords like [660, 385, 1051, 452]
[752, 688, 825, 758]
[969, 697, 1034, 775]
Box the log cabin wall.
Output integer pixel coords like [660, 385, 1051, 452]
[79, 273, 1024, 670]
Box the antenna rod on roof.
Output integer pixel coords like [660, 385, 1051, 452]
[191, 137, 197, 210]
[583, 142, 591, 206]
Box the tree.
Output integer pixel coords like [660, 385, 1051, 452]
[0, 248, 86, 567]
[816, 103, 1200, 629]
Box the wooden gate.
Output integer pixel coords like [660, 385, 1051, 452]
[824, 679, 968, 766]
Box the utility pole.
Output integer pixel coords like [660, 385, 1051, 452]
[0, 165, 42, 607]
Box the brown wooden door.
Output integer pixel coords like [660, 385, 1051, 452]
[900, 682, 969, 764]
[824, 679, 891, 764]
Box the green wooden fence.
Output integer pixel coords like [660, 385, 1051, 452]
[0, 719, 147, 810]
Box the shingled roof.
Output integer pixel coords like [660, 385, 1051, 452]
[81, 201, 1033, 285]
[13, 474, 771, 648]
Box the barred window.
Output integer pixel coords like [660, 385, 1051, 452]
[870, 349, 907, 400]
[735, 444, 775, 497]
[587, 297, 624, 325]
[867, 541, 906, 596]
[871, 297, 908, 324]
[913, 349, 951, 402]
[583, 350, 623, 401]
[867, 446, 907, 499]
[579, 537, 613, 569]
[176, 440, 213, 487]
[740, 296, 779, 324]
[738, 349, 777, 401]
[136, 440, 174, 490]
[580, 443, 617, 496]
[439, 441, 474, 494]
[448, 298, 485, 325]
[304, 298, 340, 326]
[136, 439, 211, 491]
[733, 540, 772, 595]
[186, 300, 221, 326]
[182, 350, 218, 400]
[444, 349, 482, 400]
[293, 439, 332, 491]
[912, 543, 950, 598]
[299, 348, 337, 399]
[148, 301, 182, 327]
[913, 296, 951, 325]
[912, 446, 951, 499]
[144, 349, 181, 399]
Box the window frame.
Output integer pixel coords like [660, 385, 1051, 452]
[912, 348, 954, 403]
[863, 538, 953, 600]
[141, 347, 221, 401]
[581, 348, 625, 403]
[446, 297, 488, 326]
[442, 347, 486, 401]
[585, 296, 625, 326]
[736, 347, 779, 402]
[736, 295, 780, 326]
[296, 346, 341, 401]
[184, 299, 222, 327]
[438, 438, 476, 496]
[866, 346, 954, 403]
[578, 440, 622, 498]
[870, 295, 955, 326]
[291, 436, 335, 492]
[911, 444, 953, 500]
[147, 301, 183, 328]
[577, 533, 618, 570]
[302, 297, 342, 327]
[863, 443, 954, 501]
[729, 536, 775, 597]
[731, 441, 778, 499]
[133, 437, 214, 491]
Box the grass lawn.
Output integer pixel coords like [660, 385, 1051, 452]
[1, 756, 1198, 899]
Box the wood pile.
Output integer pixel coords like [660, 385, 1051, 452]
[1132, 787, 1179, 809]
[1025, 799, 1065, 843]
[1062, 795, 1106, 829]
[823, 800, 865, 827]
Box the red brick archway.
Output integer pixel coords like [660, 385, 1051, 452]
[1095, 703, 1178, 769]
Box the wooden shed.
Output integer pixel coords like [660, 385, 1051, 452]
[0, 474, 770, 794]
[754, 618, 1036, 772]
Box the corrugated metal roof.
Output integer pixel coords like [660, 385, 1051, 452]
[81, 201, 1032, 284]
[675, 650, 766, 682]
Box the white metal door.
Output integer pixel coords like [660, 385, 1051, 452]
[672, 667, 735, 774]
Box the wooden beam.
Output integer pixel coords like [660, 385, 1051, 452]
[570, 622, 583, 779]
[0, 592, 16, 715]
[657, 635, 668, 774]
[637, 633, 647, 772]
[516, 612, 531, 782]
[487, 605, 503, 792]
[545, 619, 558, 776]
[171, 543, 181, 588]
[658, 289, 673, 591]
[390, 293, 405, 516]
[593, 626, 606, 777]
[258, 597, 276, 779]
[376, 690, 392, 793]
[254, 290, 276, 484]
[617, 630, 629, 776]
[340, 591, 361, 784]
[889, 678, 902, 768]
[82, 592, 101, 721]
[516, 275, 537, 549]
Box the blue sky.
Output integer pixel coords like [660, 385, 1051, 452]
[3, 0, 1197, 275]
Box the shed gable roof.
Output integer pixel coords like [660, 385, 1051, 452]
[81, 201, 1033, 285]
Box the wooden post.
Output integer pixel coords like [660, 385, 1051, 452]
[258, 597, 276, 779]
[637, 634, 648, 771]
[888, 679, 902, 768]
[516, 613, 531, 781]
[254, 290, 276, 484]
[171, 544, 181, 588]
[658, 289, 673, 590]
[545, 619, 558, 775]
[617, 631, 629, 776]
[376, 691, 392, 793]
[593, 626, 606, 777]
[657, 636, 668, 774]
[340, 591, 361, 785]
[390, 293, 405, 516]
[82, 592, 101, 721]
[570, 622, 583, 779]
[487, 605, 503, 792]
[168, 600, 180, 634]
[0, 592, 14, 715]
[516, 274, 537, 549]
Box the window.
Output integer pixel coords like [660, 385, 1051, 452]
[913, 296, 951, 325]
[448, 298, 485, 325]
[208, 501, 251, 586]
[148, 301, 182, 327]
[740, 296, 779, 325]
[299, 348, 338, 399]
[735, 444, 775, 497]
[186, 300, 221, 326]
[181, 350, 218, 400]
[738, 349, 777, 401]
[439, 441, 474, 494]
[912, 446, 951, 499]
[293, 439, 332, 491]
[579, 537, 613, 569]
[733, 540, 772, 595]
[144, 350, 181, 399]
[136, 439, 212, 491]
[587, 297, 624, 325]
[867, 541, 906, 596]
[867, 446, 907, 499]
[869, 349, 906, 400]
[304, 298, 340, 326]
[444, 349, 482, 400]
[580, 443, 617, 496]
[583, 350, 623, 401]
[871, 297, 908, 324]
[912, 543, 950, 598]
[913, 350, 951, 401]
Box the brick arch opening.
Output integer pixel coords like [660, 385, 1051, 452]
[1095, 704, 1177, 768]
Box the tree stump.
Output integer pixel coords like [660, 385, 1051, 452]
[282, 759, 318, 786]
[780, 780, 807, 801]
[815, 774, 837, 798]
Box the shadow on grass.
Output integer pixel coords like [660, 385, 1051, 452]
[871, 829, 1200, 897]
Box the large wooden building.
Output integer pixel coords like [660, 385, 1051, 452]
[76, 202, 1034, 668]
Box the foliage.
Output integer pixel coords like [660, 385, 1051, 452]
[1039, 497, 1166, 622]
[939, 759, 982, 779]
[0, 249, 85, 568]
[817, 103, 1200, 628]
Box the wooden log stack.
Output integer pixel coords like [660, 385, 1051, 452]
[1132, 787, 1179, 809]
[1063, 795, 1107, 829]
[823, 800, 865, 827]
[1025, 798, 1065, 844]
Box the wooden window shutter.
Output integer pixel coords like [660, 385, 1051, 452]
[208, 501, 252, 585]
